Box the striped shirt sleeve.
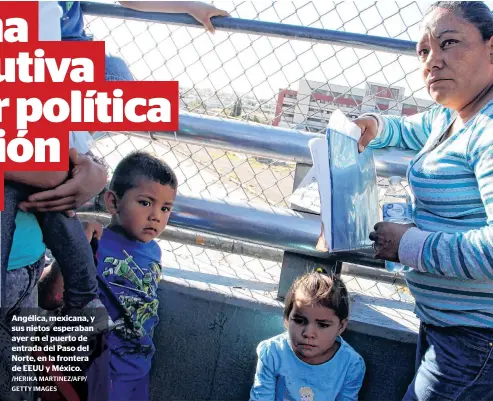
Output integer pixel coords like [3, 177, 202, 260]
[403, 123, 493, 279]
[368, 106, 441, 151]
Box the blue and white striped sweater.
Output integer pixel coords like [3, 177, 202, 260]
[369, 100, 493, 327]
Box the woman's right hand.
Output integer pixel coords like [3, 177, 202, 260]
[354, 116, 379, 153]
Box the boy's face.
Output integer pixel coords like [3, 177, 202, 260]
[107, 178, 176, 243]
[286, 295, 347, 365]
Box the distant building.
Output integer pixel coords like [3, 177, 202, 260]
[273, 79, 434, 132]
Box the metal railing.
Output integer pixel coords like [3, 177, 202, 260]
[81, 2, 418, 56]
[146, 112, 415, 177]
[81, 1, 429, 302]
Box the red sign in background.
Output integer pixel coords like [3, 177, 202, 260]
[0, 2, 179, 209]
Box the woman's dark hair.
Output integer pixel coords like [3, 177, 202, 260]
[283, 269, 350, 322]
[425, 2, 493, 41]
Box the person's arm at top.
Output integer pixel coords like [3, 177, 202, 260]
[118, 1, 230, 33]
[356, 105, 442, 152]
[398, 124, 493, 280]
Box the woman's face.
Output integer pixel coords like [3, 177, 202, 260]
[417, 8, 493, 110]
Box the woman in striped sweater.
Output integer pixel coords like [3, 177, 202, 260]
[356, 2, 493, 400]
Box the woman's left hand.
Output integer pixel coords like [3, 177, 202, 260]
[369, 222, 416, 261]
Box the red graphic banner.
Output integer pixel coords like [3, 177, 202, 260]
[0, 2, 179, 210]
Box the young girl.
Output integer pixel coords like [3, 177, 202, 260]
[250, 269, 365, 401]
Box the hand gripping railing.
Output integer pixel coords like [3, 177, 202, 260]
[80, 2, 419, 270]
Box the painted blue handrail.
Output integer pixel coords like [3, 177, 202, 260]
[81, 2, 418, 57]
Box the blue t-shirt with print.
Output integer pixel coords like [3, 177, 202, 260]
[97, 228, 162, 380]
[59, 1, 91, 40]
[250, 332, 366, 401]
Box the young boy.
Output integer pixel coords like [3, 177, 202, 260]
[39, 151, 177, 400]
[92, 151, 177, 401]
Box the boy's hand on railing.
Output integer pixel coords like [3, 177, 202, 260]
[184, 2, 230, 34]
[354, 116, 378, 153]
[19, 148, 108, 216]
[82, 220, 104, 243]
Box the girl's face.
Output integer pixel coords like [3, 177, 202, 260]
[286, 294, 347, 365]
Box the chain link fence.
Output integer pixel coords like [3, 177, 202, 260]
[83, 1, 430, 310]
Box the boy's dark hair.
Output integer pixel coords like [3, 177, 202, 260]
[109, 151, 178, 198]
[425, 2, 493, 41]
[283, 269, 350, 321]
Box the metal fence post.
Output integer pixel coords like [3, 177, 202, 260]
[277, 162, 340, 300]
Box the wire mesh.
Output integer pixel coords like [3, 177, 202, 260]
[84, 1, 432, 307]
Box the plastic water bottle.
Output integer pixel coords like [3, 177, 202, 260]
[382, 176, 413, 273]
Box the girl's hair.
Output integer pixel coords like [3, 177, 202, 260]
[425, 2, 493, 41]
[283, 269, 350, 321]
